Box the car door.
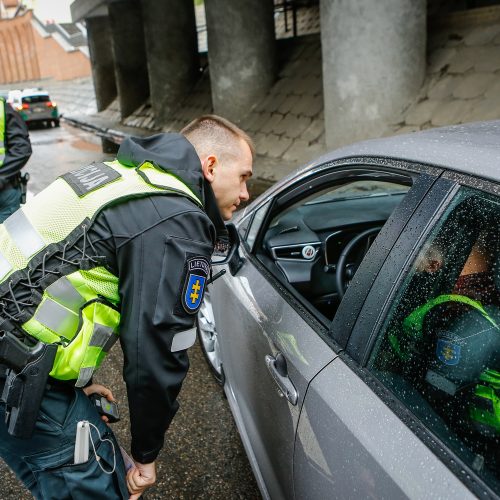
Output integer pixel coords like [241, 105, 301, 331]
[211, 221, 336, 500]
[210, 159, 441, 499]
[295, 175, 500, 498]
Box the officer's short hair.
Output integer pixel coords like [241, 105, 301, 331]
[181, 114, 255, 161]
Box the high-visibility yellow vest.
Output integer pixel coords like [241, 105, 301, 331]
[0, 159, 201, 386]
[0, 98, 6, 166]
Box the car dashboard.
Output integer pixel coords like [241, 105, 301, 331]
[262, 192, 406, 318]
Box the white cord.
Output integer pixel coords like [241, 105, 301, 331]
[87, 421, 116, 475]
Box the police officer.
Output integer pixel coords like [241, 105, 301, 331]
[0, 114, 254, 499]
[0, 97, 32, 222]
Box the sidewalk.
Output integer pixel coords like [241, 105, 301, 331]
[63, 112, 151, 145]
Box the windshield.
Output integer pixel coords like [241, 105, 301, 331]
[22, 95, 50, 104]
[304, 180, 409, 205]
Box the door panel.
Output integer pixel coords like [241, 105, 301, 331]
[294, 358, 474, 499]
[211, 257, 335, 500]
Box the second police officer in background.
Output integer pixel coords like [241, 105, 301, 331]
[0, 96, 32, 222]
[0, 115, 253, 499]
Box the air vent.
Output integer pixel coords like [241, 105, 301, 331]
[271, 243, 320, 261]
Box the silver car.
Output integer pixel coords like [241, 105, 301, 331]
[198, 121, 500, 499]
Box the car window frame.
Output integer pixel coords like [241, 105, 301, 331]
[343, 172, 500, 499]
[238, 156, 442, 346]
[238, 199, 272, 253]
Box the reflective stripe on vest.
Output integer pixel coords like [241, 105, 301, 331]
[0, 159, 202, 384]
[390, 294, 500, 361]
[0, 99, 5, 166]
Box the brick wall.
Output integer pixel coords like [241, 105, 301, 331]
[0, 12, 40, 82]
[0, 10, 90, 84]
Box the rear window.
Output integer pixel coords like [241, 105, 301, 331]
[22, 95, 50, 104]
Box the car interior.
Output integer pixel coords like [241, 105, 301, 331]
[256, 173, 411, 321]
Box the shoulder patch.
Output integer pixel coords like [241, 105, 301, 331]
[61, 163, 121, 197]
[181, 256, 210, 314]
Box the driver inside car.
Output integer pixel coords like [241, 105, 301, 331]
[390, 230, 500, 442]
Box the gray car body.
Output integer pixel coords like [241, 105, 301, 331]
[207, 121, 500, 499]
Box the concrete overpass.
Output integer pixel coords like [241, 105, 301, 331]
[71, 0, 427, 149]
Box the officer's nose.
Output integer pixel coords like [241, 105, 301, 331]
[240, 182, 250, 202]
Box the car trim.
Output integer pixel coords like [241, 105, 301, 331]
[240, 155, 442, 219]
[223, 377, 272, 500]
[442, 170, 500, 197]
[329, 170, 443, 349]
[346, 177, 459, 362]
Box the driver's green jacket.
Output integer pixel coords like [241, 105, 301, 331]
[390, 294, 499, 360]
[391, 293, 500, 433]
[0, 159, 201, 387]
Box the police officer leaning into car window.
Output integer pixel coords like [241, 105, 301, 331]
[0, 114, 253, 499]
[0, 96, 32, 222]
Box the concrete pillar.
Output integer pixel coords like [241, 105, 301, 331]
[86, 16, 117, 112]
[141, 0, 198, 127]
[321, 0, 426, 149]
[108, 0, 149, 119]
[205, 0, 276, 123]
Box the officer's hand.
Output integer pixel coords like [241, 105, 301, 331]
[127, 460, 156, 499]
[82, 383, 116, 423]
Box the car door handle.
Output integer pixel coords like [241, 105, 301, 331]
[265, 352, 298, 405]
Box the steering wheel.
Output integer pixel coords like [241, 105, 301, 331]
[335, 227, 382, 299]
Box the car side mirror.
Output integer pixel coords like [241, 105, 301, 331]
[211, 223, 243, 276]
[227, 223, 244, 276]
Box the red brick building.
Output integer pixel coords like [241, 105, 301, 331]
[0, 9, 91, 84]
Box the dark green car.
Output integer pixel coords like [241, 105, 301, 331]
[9, 89, 59, 128]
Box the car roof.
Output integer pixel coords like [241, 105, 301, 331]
[21, 88, 49, 96]
[311, 120, 500, 184]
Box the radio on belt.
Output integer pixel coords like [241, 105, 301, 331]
[89, 394, 120, 423]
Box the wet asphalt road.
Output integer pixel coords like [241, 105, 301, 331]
[0, 123, 261, 499]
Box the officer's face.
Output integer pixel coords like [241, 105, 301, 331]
[203, 140, 253, 220]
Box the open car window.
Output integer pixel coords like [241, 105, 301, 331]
[368, 187, 500, 495]
[255, 170, 412, 322]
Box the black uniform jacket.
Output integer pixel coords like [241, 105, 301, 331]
[2, 101, 32, 180]
[89, 134, 221, 463]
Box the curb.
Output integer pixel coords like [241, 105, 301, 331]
[62, 115, 128, 145]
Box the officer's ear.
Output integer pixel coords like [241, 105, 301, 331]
[201, 154, 218, 184]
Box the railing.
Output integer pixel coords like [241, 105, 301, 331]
[274, 0, 319, 38]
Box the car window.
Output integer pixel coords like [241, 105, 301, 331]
[304, 180, 408, 204]
[368, 187, 500, 494]
[257, 174, 412, 322]
[22, 95, 50, 104]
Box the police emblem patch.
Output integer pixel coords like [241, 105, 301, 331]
[436, 339, 461, 366]
[181, 257, 210, 314]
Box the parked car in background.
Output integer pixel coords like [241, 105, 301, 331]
[198, 120, 500, 499]
[8, 88, 59, 127]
